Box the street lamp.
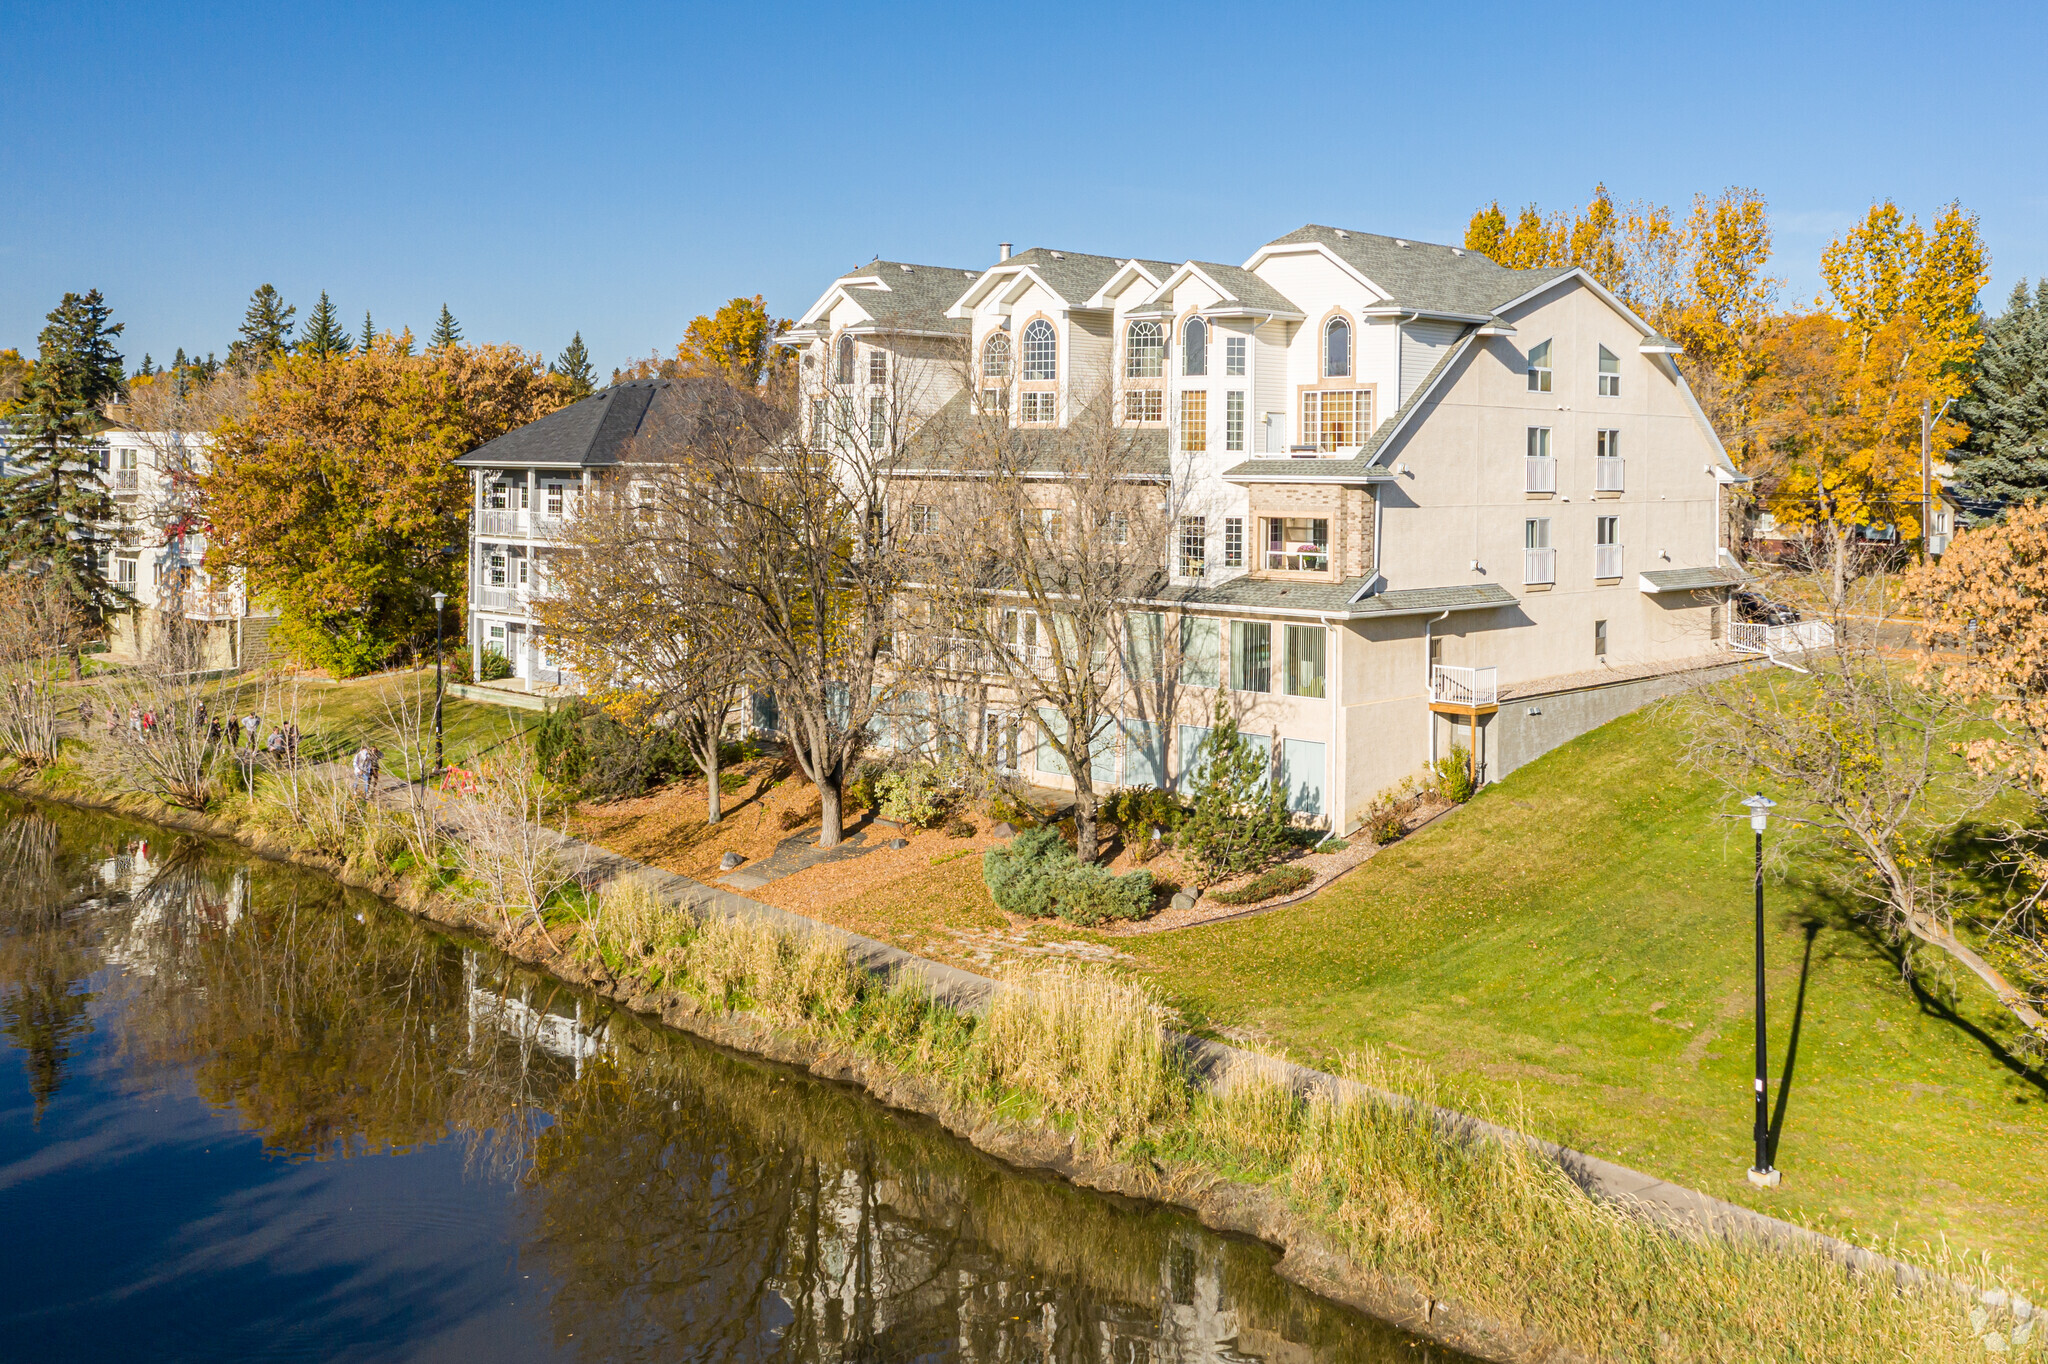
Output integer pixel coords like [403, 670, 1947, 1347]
[1741, 793, 1780, 1188]
[430, 591, 447, 780]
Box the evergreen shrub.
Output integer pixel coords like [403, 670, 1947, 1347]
[1209, 863, 1313, 905]
[982, 827, 1156, 925]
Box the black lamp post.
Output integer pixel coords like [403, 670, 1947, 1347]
[431, 591, 447, 779]
[1741, 793, 1780, 1188]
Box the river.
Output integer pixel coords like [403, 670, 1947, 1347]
[0, 795, 1473, 1362]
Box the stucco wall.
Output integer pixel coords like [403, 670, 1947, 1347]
[1477, 657, 1754, 782]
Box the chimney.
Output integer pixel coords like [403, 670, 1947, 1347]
[998, 242, 1012, 261]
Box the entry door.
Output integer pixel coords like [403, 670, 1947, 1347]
[506, 623, 529, 678]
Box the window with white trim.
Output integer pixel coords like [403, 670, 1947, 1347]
[1265, 517, 1329, 572]
[1596, 429, 1623, 491]
[836, 335, 855, 384]
[982, 333, 1011, 380]
[1524, 518, 1554, 584]
[1022, 319, 1057, 380]
[1594, 618, 1609, 657]
[869, 397, 887, 447]
[1324, 318, 1351, 377]
[1125, 321, 1163, 378]
[1225, 390, 1245, 451]
[1021, 391, 1056, 423]
[979, 387, 1005, 416]
[1526, 426, 1554, 492]
[1179, 390, 1207, 452]
[1598, 344, 1619, 396]
[1527, 339, 1552, 392]
[1596, 515, 1622, 579]
[868, 350, 886, 385]
[1124, 389, 1162, 423]
[1225, 335, 1247, 376]
[811, 398, 830, 444]
[1223, 516, 1244, 568]
[487, 548, 507, 587]
[1037, 507, 1064, 540]
[1301, 390, 1367, 451]
[1183, 317, 1207, 376]
[907, 503, 933, 536]
[545, 482, 564, 516]
[1178, 516, 1207, 578]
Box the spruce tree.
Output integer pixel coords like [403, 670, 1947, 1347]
[1176, 694, 1291, 886]
[359, 311, 376, 352]
[1953, 279, 2048, 507]
[0, 290, 126, 661]
[429, 304, 463, 352]
[551, 331, 595, 398]
[299, 291, 351, 358]
[229, 284, 296, 368]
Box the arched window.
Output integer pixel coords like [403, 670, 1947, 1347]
[1022, 319, 1057, 380]
[1183, 317, 1208, 376]
[1125, 321, 1164, 378]
[1323, 318, 1351, 378]
[835, 335, 856, 385]
[982, 332, 1011, 380]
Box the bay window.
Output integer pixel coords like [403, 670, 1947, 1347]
[1265, 517, 1329, 572]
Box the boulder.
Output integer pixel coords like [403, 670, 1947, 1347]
[989, 821, 1018, 839]
[719, 851, 744, 871]
[1170, 890, 1198, 911]
[886, 837, 909, 850]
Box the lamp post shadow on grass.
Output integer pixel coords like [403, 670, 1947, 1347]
[1766, 921, 1822, 1169]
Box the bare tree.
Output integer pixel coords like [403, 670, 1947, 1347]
[1678, 559, 2045, 1040]
[445, 729, 585, 936]
[112, 367, 254, 618]
[905, 374, 1183, 861]
[82, 619, 238, 809]
[0, 570, 87, 767]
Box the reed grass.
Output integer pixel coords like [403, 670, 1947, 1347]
[564, 871, 2037, 1364]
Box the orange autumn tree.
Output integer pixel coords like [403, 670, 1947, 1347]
[613, 295, 794, 395]
[1755, 202, 1988, 606]
[204, 337, 575, 675]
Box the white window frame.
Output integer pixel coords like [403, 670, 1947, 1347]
[1021, 391, 1056, 423]
[1021, 319, 1057, 380]
[1524, 518, 1554, 585]
[1124, 388, 1162, 423]
[1225, 390, 1245, 451]
[1598, 344, 1620, 397]
[1223, 516, 1244, 568]
[1178, 516, 1207, 578]
[1225, 334, 1247, 376]
[982, 333, 1012, 381]
[1527, 339, 1553, 392]
[1179, 390, 1207, 453]
[1526, 426, 1555, 492]
[1125, 320, 1164, 378]
[1323, 318, 1351, 378]
[1595, 429, 1624, 492]
[1264, 516, 1329, 573]
[868, 350, 887, 385]
[1183, 317, 1208, 377]
[1596, 515, 1623, 579]
[1300, 390, 1366, 452]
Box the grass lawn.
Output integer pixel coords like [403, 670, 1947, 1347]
[1119, 708, 2048, 1280]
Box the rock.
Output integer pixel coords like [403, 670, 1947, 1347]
[2014, 1297, 2034, 1322]
[1170, 891, 1198, 911]
[1985, 1290, 2011, 1309]
[990, 821, 1017, 838]
[886, 837, 909, 850]
[719, 851, 744, 870]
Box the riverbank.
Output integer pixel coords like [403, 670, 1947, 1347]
[0, 755, 2030, 1364]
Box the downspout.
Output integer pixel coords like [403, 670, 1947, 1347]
[1423, 609, 1450, 765]
[1319, 614, 1342, 834]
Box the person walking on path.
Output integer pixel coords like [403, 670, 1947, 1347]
[129, 705, 143, 739]
[351, 744, 378, 799]
[77, 696, 93, 733]
[241, 712, 261, 750]
[267, 728, 288, 763]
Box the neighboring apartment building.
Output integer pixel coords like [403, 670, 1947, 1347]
[458, 225, 1746, 834]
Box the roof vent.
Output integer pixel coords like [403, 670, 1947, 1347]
[1395, 239, 1410, 248]
[1049, 250, 1064, 259]
[1451, 247, 1465, 256]
[1334, 229, 1350, 239]
[998, 242, 1012, 260]
[899, 264, 913, 273]
[964, 271, 977, 279]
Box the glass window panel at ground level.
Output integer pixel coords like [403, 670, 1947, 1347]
[1284, 624, 1325, 697]
[1180, 616, 1219, 685]
[1231, 620, 1271, 692]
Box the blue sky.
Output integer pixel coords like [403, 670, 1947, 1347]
[4, 1, 2043, 376]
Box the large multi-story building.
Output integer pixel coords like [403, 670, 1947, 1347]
[459, 225, 1748, 833]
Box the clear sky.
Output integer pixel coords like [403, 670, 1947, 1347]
[4, 1, 2043, 377]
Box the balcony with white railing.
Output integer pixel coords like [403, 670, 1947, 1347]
[1525, 456, 1555, 494]
[1595, 456, 1625, 492]
[109, 468, 139, 494]
[1524, 546, 1556, 585]
[1430, 664, 1499, 710]
[477, 509, 525, 537]
[181, 588, 243, 621]
[1729, 619, 1835, 655]
[1596, 543, 1624, 579]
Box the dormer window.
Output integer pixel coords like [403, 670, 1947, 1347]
[835, 335, 855, 385]
[1323, 318, 1351, 378]
[1183, 318, 1208, 376]
[1527, 339, 1552, 392]
[1022, 319, 1057, 380]
[982, 333, 1012, 381]
[1125, 321, 1164, 378]
[1598, 344, 1619, 396]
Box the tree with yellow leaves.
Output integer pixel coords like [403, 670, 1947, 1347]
[613, 296, 794, 394]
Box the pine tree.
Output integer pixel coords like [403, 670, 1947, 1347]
[359, 311, 376, 352]
[1176, 695, 1291, 886]
[1954, 279, 2048, 507]
[0, 291, 126, 661]
[298, 291, 351, 358]
[551, 331, 595, 398]
[429, 304, 463, 352]
[229, 284, 296, 368]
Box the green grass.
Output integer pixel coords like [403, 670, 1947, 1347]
[215, 668, 535, 776]
[1125, 708, 2048, 1279]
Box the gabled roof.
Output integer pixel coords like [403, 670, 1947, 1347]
[454, 380, 666, 469]
[1223, 332, 1477, 484]
[1250, 225, 1571, 319]
[950, 248, 1178, 315]
[795, 259, 978, 336]
[1148, 262, 1304, 318]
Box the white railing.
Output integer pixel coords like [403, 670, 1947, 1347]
[181, 589, 243, 620]
[1596, 544, 1624, 578]
[1524, 546, 1555, 585]
[1596, 456, 1625, 492]
[1525, 456, 1555, 494]
[477, 509, 524, 537]
[1431, 664, 1498, 708]
[1729, 620, 1835, 655]
[109, 468, 139, 493]
[529, 512, 571, 540]
[473, 586, 523, 614]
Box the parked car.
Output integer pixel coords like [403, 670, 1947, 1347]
[1732, 590, 1800, 626]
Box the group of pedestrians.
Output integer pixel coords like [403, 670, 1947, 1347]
[73, 692, 385, 800]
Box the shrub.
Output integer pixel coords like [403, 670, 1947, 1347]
[982, 826, 1157, 924]
[944, 815, 976, 838]
[985, 789, 1041, 827]
[843, 764, 881, 813]
[1313, 837, 1349, 854]
[535, 698, 692, 801]
[1362, 797, 1406, 846]
[1432, 747, 1477, 804]
[1102, 787, 1187, 842]
[477, 646, 514, 682]
[1045, 863, 1156, 925]
[875, 763, 946, 827]
[1208, 863, 1313, 905]
[1177, 696, 1293, 885]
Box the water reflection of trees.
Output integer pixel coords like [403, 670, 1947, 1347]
[0, 806, 101, 1119]
[0, 802, 1465, 1364]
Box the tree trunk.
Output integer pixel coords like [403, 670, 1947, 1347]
[1905, 912, 2048, 1037]
[818, 776, 844, 849]
[701, 727, 722, 825]
[1073, 775, 1098, 862]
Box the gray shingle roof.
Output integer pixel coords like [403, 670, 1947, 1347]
[1183, 262, 1302, 315]
[1263, 225, 1572, 317]
[1223, 333, 1474, 482]
[835, 259, 977, 334]
[1145, 577, 1515, 618]
[455, 380, 666, 469]
[1639, 566, 1742, 592]
[1350, 583, 1517, 615]
[1002, 248, 1174, 309]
